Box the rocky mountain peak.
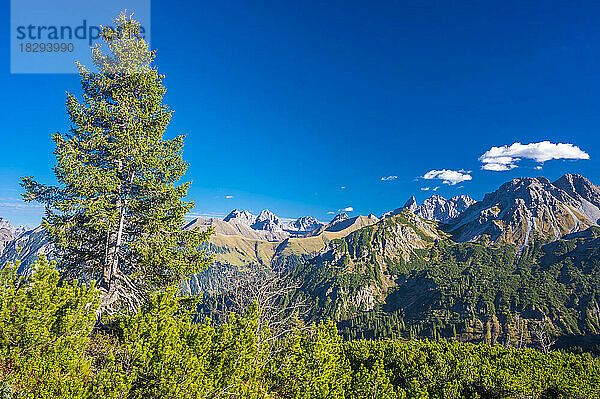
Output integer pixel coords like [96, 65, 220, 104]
[330, 213, 350, 226]
[386, 194, 475, 224]
[284, 216, 323, 234]
[418, 194, 476, 223]
[254, 209, 280, 223]
[0, 217, 32, 256]
[223, 209, 255, 226]
[450, 195, 477, 207]
[0, 217, 15, 232]
[402, 196, 418, 212]
[553, 174, 600, 209]
[251, 209, 283, 232]
[449, 175, 600, 247]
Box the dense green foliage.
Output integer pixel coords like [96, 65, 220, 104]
[20, 13, 210, 314]
[2, 258, 600, 398]
[0, 257, 98, 397]
[293, 213, 600, 351]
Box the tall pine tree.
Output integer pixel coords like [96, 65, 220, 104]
[21, 13, 211, 314]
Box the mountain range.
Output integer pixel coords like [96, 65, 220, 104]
[383, 194, 476, 223]
[3, 174, 600, 268]
[448, 174, 600, 248]
[3, 174, 600, 350]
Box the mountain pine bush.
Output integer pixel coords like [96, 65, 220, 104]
[1, 257, 600, 398]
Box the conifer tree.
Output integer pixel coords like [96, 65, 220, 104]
[21, 13, 210, 314]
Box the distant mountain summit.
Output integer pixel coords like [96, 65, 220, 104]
[283, 216, 323, 234]
[220, 209, 324, 238]
[223, 209, 256, 226]
[330, 213, 350, 226]
[251, 209, 284, 232]
[383, 195, 475, 223]
[0, 217, 31, 255]
[403, 196, 418, 212]
[187, 208, 328, 241]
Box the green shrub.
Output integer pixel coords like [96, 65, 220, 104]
[2, 257, 600, 398]
[0, 257, 98, 398]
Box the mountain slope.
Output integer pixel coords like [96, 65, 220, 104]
[293, 211, 445, 321]
[0, 226, 53, 271]
[294, 212, 600, 349]
[447, 176, 600, 247]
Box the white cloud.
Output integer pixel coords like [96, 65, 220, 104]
[535, 165, 543, 170]
[340, 186, 346, 190]
[432, 186, 439, 191]
[481, 163, 516, 172]
[421, 187, 430, 191]
[338, 206, 354, 212]
[381, 175, 398, 181]
[327, 211, 335, 215]
[225, 195, 234, 199]
[479, 141, 589, 171]
[423, 169, 472, 185]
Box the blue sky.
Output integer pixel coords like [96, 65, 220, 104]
[2, 0, 600, 226]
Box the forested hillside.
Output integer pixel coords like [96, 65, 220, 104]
[293, 211, 600, 352]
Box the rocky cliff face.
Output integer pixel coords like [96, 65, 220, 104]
[283, 216, 323, 234]
[553, 173, 600, 210]
[383, 195, 475, 223]
[415, 195, 476, 223]
[0, 228, 13, 255]
[448, 175, 600, 247]
[251, 209, 284, 232]
[0, 225, 53, 271]
[223, 209, 256, 226]
[403, 196, 419, 212]
[0, 218, 31, 252]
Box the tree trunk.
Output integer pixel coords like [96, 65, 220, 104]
[99, 167, 135, 312]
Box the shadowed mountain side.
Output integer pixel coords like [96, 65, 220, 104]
[0, 226, 53, 272]
[310, 214, 380, 235]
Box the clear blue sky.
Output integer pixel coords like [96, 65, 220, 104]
[2, 0, 600, 226]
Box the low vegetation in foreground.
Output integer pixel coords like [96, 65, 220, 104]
[1, 257, 599, 398]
